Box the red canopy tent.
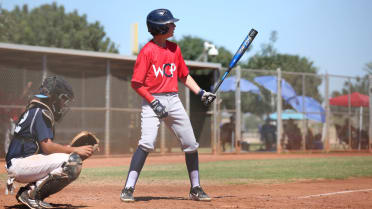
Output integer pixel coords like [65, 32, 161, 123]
[329, 92, 369, 150]
[329, 92, 369, 107]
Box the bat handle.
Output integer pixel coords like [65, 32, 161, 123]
[212, 80, 223, 94]
[212, 68, 231, 94]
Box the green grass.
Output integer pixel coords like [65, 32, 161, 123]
[76, 156, 372, 184]
[3, 156, 372, 184]
[201, 156, 372, 183]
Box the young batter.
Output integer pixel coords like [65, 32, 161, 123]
[5, 76, 93, 209]
[120, 8, 216, 202]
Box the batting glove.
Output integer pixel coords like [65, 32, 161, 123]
[150, 99, 168, 118]
[199, 89, 216, 106]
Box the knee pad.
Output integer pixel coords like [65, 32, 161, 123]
[31, 153, 82, 200]
[63, 152, 83, 180]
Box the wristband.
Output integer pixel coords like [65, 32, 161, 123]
[198, 89, 205, 97]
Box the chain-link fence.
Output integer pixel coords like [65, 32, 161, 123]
[0, 43, 219, 157]
[1, 43, 370, 157]
[216, 67, 370, 153]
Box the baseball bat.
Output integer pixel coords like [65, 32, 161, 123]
[212, 29, 258, 94]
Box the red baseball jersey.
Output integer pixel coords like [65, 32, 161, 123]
[131, 40, 189, 93]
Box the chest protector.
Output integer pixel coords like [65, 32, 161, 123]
[15, 100, 55, 156]
[26, 99, 55, 128]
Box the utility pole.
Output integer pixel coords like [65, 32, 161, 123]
[131, 23, 138, 55]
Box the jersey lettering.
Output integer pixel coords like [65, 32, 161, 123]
[131, 41, 189, 93]
[163, 63, 176, 77]
[152, 63, 177, 78]
[152, 65, 164, 77]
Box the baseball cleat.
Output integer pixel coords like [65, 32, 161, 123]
[120, 187, 135, 202]
[16, 186, 28, 200]
[38, 200, 53, 209]
[16, 188, 42, 209]
[189, 186, 211, 201]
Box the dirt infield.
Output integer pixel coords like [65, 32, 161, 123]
[1, 153, 372, 208]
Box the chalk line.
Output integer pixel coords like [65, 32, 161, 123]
[299, 188, 372, 199]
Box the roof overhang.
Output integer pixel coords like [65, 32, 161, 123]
[0, 42, 221, 71]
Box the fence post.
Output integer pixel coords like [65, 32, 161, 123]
[160, 122, 166, 154]
[347, 77, 352, 150]
[369, 75, 372, 152]
[276, 68, 282, 153]
[301, 74, 307, 151]
[185, 86, 190, 116]
[105, 60, 111, 156]
[324, 73, 330, 152]
[42, 54, 48, 80]
[212, 68, 219, 154]
[235, 66, 241, 153]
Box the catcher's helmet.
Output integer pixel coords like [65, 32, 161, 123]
[147, 9, 179, 36]
[37, 75, 74, 121]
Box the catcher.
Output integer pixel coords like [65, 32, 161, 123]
[5, 75, 98, 209]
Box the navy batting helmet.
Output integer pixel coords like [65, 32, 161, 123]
[147, 9, 179, 36]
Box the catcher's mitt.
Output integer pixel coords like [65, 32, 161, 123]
[70, 131, 100, 160]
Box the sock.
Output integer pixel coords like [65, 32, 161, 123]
[185, 151, 200, 188]
[125, 146, 148, 189]
[190, 170, 200, 188]
[125, 171, 138, 189]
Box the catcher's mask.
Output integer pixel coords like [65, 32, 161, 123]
[146, 8, 179, 36]
[36, 75, 74, 121]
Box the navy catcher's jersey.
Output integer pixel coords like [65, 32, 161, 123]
[6, 107, 54, 163]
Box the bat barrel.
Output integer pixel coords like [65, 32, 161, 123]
[228, 28, 258, 69]
[249, 29, 258, 38]
[212, 29, 258, 94]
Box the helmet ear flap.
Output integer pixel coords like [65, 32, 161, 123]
[147, 22, 169, 36]
[158, 24, 169, 35]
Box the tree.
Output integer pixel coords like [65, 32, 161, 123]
[176, 35, 204, 61]
[176, 35, 233, 68]
[364, 62, 372, 75]
[174, 35, 233, 93]
[220, 31, 322, 117]
[0, 3, 118, 53]
[246, 53, 321, 98]
[331, 62, 371, 97]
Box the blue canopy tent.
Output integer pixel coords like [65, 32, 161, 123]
[269, 109, 305, 120]
[288, 96, 325, 123]
[254, 76, 297, 101]
[219, 76, 260, 94]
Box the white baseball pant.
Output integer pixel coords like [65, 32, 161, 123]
[138, 93, 199, 153]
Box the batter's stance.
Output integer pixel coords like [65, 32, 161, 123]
[120, 8, 216, 202]
[5, 76, 94, 209]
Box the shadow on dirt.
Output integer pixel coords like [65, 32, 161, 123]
[5, 203, 89, 209]
[134, 195, 235, 202]
[213, 195, 235, 199]
[135, 196, 188, 201]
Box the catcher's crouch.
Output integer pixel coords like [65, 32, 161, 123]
[5, 76, 94, 209]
